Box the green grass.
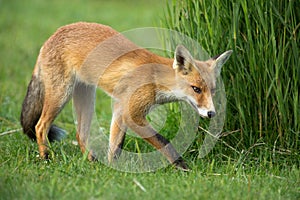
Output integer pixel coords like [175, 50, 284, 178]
[0, 0, 299, 199]
[163, 0, 300, 167]
[163, 0, 300, 150]
[1, 132, 299, 199]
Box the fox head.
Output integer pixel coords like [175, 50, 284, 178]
[172, 45, 232, 118]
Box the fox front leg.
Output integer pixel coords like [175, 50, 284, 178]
[125, 117, 189, 171]
[144, 132, 189, 171]
[108, 112, 127, 163]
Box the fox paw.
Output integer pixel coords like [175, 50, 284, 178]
[173, 157, 190, 172]
[87, 150, 98, 162]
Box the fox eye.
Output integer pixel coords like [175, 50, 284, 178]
[191, 86, 202, 94]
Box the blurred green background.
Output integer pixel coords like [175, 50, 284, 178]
[0, 0, 163, 131]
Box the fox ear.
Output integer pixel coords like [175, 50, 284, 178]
[173, 45, 194, 74]
[211, 50, 233, 76]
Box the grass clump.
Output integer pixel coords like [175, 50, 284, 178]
[163, 0, 299, 159]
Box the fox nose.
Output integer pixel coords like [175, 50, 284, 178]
[207, 111, 216, 118]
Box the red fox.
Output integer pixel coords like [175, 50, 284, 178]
[20, 22, 232, 170]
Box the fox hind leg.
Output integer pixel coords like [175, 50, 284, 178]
[35, 77, 74, 159]
[73, 82, 96, 161]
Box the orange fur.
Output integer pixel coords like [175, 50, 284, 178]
[21, 22, 232, 170]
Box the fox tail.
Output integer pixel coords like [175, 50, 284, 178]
[20, 74, 66, 142]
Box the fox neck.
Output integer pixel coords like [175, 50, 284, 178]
[109, 49, 187, 106]
[150, 57, 187, 105]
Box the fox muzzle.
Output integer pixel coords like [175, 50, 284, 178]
[207, 111, 216, 118]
